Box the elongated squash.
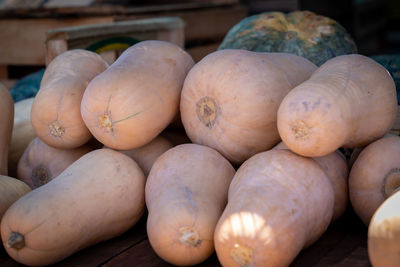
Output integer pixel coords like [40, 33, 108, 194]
[118, 135, 173, 177]
[17, 137, 94, 188]
[368, 190, 400, 267]
[180, 49, 316, 164]
[0, 175, 31, 239]
[81, 40, 194, 150]
[0, 83, 14, 176]
[1, 149, 145, 266]
[8, 97, 36, 177]
[277, 54, 397, 157]
[214, 149, 334, 267]
[274, 142, 348, 221]
[146, 144, 235, 266]
[31, 49, 109, 149]
[349, 135, 400, 225]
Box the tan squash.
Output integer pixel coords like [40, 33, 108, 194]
[146, 143, 235, 266]
[8, 97, 36, 177]
[0, 175, 31, 239]
[81, 40, 194, 150]
[180, 49, 317, 164]
[277, 54, 397, 157]
[118, 135, 173, 177]
[368, 190, 400, 267]
[0, 83, 14, 176]
[31, 49, 109, 149]
[349, 135, 400, 225]
[1, 148, 145, 266]
[17, 137, 95, 188]
[274, 142, 348, 221]
[214, 149, 334, 267]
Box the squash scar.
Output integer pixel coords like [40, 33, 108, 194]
[231, 244, 253, 266]
[49, 121, 65, 137]
[196, 96, 218, 128]
[32, 165, 51, 187]
[291, 120, 311, 140]
[382, 168, 400, 197]
[178, 226, 201, 247]
[7, 232, 25, 249]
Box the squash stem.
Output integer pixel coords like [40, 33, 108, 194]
[231, 244, 253, 266]
[7, 232, 25, 249]
[178, 226, 201, 247]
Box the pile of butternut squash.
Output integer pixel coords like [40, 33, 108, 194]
[0, 40, 398, 267]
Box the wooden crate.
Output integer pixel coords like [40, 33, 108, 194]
[45, 16, 185, 65]
[0, 0, 248, 79]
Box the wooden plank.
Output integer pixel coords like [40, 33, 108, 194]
[121, 5, 248, 42]
[46, 39, 68, 65]
[104, 239, 222, 266]
[46, 17, 185, 41]
[44, 0, 96, 8]
[186, 42, 220, 62]
[0, 16, 114, 65]
[0, 0, 44, 9]
[0, 65, 7, 79]
[0, 1, 240, 17]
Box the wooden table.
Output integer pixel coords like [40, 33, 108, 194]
[0, 206, 371, 266]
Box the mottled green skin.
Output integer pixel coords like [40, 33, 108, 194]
[218, 11, 357, 66]
[371, 54, 400, 104]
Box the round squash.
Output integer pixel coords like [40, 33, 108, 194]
[81, 40, 195, 150]
[368, 190, 400, 267]
[214, 149, 334, 267]
[8, 97, 36, 177]
[31, 49, 109, 149]
[17, 137, 95, 189]
[0, 175, 31, 239]
[274, 142, 348, 221]
[277, 54, 397, 157]
[118, 135, 173, 177]
[349, 135, 400, 225]
[1, 149, 145, 266]
[146, 143, 235, 266]
[0, 83, 14, 176]
[180, 49, 316, 164]
[218, 10, 357, 66]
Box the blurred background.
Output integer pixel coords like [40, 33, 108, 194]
[0, 0, 399, 90]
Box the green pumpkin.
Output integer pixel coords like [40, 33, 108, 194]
[218, 10, 357, 66]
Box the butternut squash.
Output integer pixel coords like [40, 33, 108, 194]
[277, 54, 397, 157]
[81, 40, 194, 150]
[1, 148, 145, 266]
[146, 143, 235, 266]
[0, 175, 31, 239]
[368, 190, 400, 267]
[8, 97, 36, 177]
[349, 135, 400, 225]
[31, 49, 109, 149]
[180, 49, 316, 164]
[118, 135, 173, 177]
[214, 149, 334, 267]
[274, 142, 348, 221]
[17, 137, 94, 188]
[0, 83, 14, 176]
